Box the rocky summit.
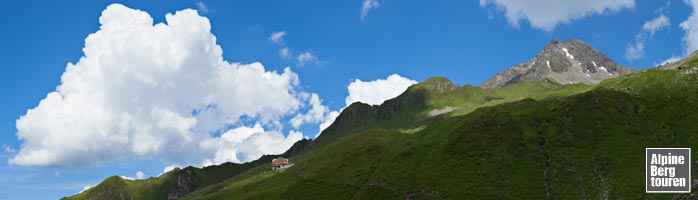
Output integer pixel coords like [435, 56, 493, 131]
[480, 38, 636, 89]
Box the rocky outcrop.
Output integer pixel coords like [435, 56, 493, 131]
[282, 138, 312, 157]
[167, 169, 193, 200]
[481, 38, 636, 88]
[420, 77, 459, 94]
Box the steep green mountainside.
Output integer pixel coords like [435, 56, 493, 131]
[310, 77, 591, 149]
[178, 69, 698, 199]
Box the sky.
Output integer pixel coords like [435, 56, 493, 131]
[0, 0, 697, 199]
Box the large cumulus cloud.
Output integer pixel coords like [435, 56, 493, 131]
[345, 74, 417, 106]
[10, 4, 306, 168]
[480, 0, 635, 32]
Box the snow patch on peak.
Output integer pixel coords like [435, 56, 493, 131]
[526, 60, 536, 69]
[562, 48, 574, 59]
[546, 60, 551, 69]
[592, 61, 598, 67]
[599, 66, 612, 75]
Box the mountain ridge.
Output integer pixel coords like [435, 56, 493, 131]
[659, 50, 698, 70]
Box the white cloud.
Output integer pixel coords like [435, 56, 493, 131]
[290, 93, 331, 128]
[297, 51, 319, 66]
[626, 14, 670, 61]
[270, 32, 319, 63]
[269, 31, 286, 45]
[54, 171, 61, 177]
[196, 2, 210, 13]
[9, 4, 308, 168]
[160, 164, 181, 176]
[315, 110, 339, 138]
[658, 55, 682, 66]
[279, 47, 292, 59]
[136, 171, 145, 179]
[625, 41, 645, 61]
[345, 74, 417, 106]
[681, 0, 698, 55]
[163, 165, 180, 173]
[271, 32, 321, 65]
[200, 126, 303, 166]
[78, 185, 93, 194]
[643, 14, 670, 37]
[2, 145, 15, 153]
[314, 74, 416, 139]
[480, 0, 635, 32]
[361, 0, 380, 21]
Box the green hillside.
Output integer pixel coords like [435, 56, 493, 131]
[309, 77, 590, 150]
[63, 140, 312, 200]
[66, 68, 698, 199]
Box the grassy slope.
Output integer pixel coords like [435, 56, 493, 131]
[181, 69, 698, 199]
[661, 51, 698, 69]
[63, 139, 313, 200]
[65, 162, 261, 200]
[311, 77, 590, 151]
[66, 172, 176, 200]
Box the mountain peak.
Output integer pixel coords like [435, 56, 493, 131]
[480, 38, 635, 88]
[413, 77, 460, 94]
[544, 38, 592, 51]
[546, 38, 560, 46]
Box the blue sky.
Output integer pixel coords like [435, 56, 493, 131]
[0, 0, 696, 199]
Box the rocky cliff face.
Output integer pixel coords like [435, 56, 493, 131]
[480, 39, 636, 88]
[167, 169, 193, 200]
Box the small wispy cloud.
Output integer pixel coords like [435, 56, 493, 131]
[196, 2, 210, 13]
[78, 185, 93, 194]
[625, 13, 670, 61]
[279, 47, 292, 59]
[297, 50, 320, 66]
[625, 42, 644, 61]
[360, 0, 380, 21]
[2, 144, 15, 153]
[269, 31, 287, 45]
[657, 55, 682, 66]
[643, 14, 670, 37]
[268, 31, 321, 66]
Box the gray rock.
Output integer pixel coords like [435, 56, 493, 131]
[480, 38, 636, 89]
[167, 169, 193, 200]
